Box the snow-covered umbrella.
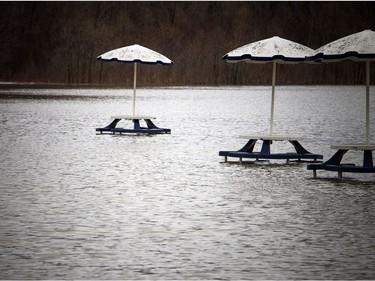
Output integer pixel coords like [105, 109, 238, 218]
[223, 36, 314, 135]
[97, 44, 173, 116]
[309, 29, 375, 144]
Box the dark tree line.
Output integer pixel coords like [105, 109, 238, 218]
[0, 1, 375, 86]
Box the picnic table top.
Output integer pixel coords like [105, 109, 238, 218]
[111, 115, 156, 120]
[330, 144, 375, 150]
[239, 134, 303, 141]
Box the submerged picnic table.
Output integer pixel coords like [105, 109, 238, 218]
[307, 144, 375, 179]
[219, 135, 323, 163]
[96, 115, 171, 135]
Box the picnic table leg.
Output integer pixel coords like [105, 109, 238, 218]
[252, 140, 271, 162]
[133, 119, 141, 130]
[145, 118, 171, 134]
[97, 118, 121, 134]
[145, 119, 158, 129]
[363, 150, 373, 167]
[260, 140, 271, 154]
[289, 140, 311, 154]
[326, 149, 348, 165]
[220, 139, 257, 163]
[325, 149, 348, 179]
[111, 118, 121, 134]
[307, 149, 348, 178]
[288, 140, 324, 163]
[237, 139, 258, 163]
[239, 139, 257, 153]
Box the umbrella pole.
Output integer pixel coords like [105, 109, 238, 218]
[270, 62, 276, 136]
[366, 61, 370, 144]
[133, 62, 137, 116]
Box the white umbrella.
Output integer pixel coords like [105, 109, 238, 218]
[309, 29, 375, 144]
[97, 44, 173, 116]
[223, 36, 314, 135]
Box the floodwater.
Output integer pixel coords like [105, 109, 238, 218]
[0, 86, 374, 279]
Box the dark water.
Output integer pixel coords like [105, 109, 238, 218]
[0, 86, 374, 279]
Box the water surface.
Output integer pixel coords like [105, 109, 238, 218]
[0, 86, 374, 279]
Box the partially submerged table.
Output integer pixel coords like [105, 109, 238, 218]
[219, 135, 323, 163]
[307, 144, 375, 179]
[96, 115, 171, 135]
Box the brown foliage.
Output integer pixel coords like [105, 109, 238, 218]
[0, 1, 374, 86]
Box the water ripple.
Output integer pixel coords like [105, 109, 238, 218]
[0, 86, 374, 279]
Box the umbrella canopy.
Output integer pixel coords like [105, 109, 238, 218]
[98, 44, 173, 116]
[224, 36, 314, 135]
[311, 29, 375, 62]
[224, 36, 314, 64]
[309, 30, 375, 144]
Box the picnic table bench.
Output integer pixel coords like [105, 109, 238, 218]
[307, 144, 375, 179]
[219, 135, 323, 164]
[96, 115, 171, 135]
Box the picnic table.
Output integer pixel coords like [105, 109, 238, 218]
[96, 115, 171, 135]
[307, 144, 375, 179]
[219, 135, 323, 163]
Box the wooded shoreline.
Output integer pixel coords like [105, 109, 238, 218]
[1, 1, 374, 86]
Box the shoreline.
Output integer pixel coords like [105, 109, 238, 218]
[0, 82, 368, 90]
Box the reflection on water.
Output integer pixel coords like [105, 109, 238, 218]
[0, 86, 374, 279]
